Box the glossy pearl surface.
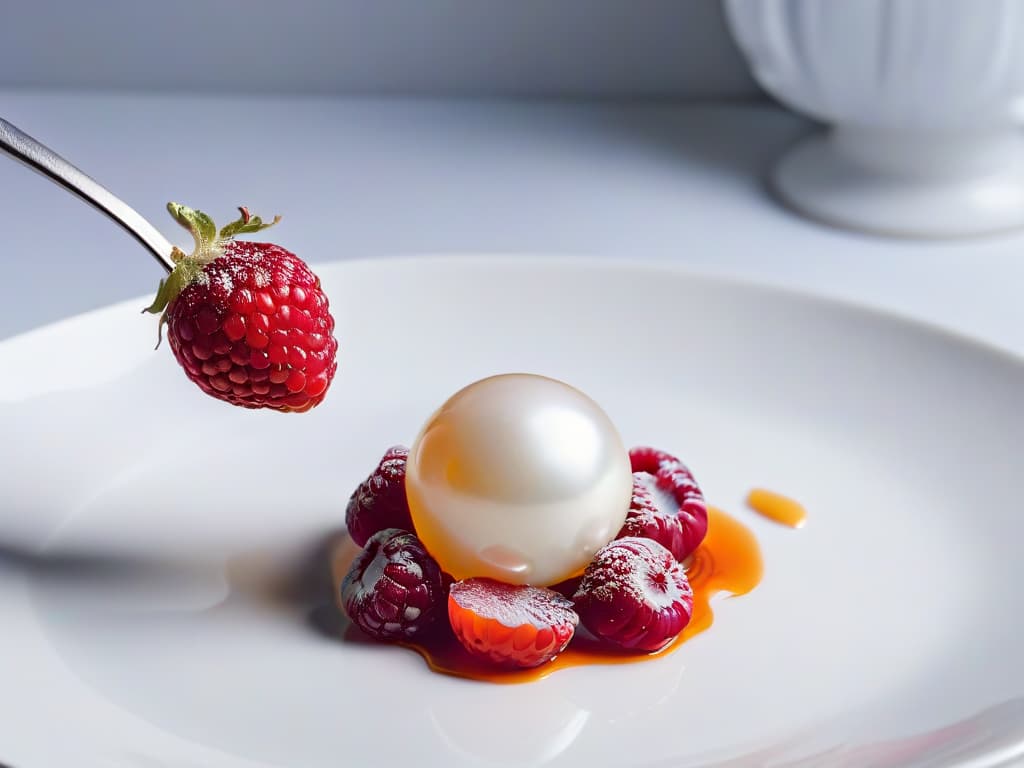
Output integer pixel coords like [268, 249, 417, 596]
[406, 374, 632, 586]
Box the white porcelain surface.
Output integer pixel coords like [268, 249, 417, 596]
[1, 257, 1023, 768]
[726, 0, 1024, 237]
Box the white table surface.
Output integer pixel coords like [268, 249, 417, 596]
[2, 91, 1023, 357]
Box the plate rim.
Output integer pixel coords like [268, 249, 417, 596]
[1, 253, 1021, 371]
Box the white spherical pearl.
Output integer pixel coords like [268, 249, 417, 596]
[406, 374, 632, 586]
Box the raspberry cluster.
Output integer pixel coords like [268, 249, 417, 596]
[340, 445, 707, 668]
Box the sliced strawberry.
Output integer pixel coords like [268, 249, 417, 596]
[448, 578, 579, 668]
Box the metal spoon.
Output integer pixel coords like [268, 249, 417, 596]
[0, 117, 175, 273]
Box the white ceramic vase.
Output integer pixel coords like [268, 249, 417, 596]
[725, 0, 1024, 237]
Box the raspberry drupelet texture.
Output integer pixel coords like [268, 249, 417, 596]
[345, 446, 413, 547]
[618, 446, 708, 561]
[573, 536, 693, 652]
[448, 578, 579, 668]
[146, 203, 338, 412]
[341, 528, 446, 641]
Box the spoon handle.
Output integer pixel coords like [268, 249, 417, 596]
[0, 118, 175, 273]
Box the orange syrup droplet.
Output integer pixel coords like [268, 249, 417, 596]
[363, 506, 764, 684]
[746, 488, 807, 529]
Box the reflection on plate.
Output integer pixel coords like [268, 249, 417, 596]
[1, 257, 1022, 768]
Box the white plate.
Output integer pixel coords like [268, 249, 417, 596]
[1, 257, 1022, 768]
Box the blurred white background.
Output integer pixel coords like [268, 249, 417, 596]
[2, 1, 1024, 357]
[0, 0, 756, 97]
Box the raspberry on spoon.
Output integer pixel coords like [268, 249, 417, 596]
[144, 203, 338, 412]
[617, 447, 708, 561]
[341, 528, 446, 641]
[573, 536, 693, 652]
[448, 578, 579, 668]
[345, 446, 413, 547]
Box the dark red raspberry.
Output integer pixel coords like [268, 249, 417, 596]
[341, 528, 445, 641]
[345, 446, 413, 547]
[617, 447, 707, 561]
[448, 578, 579, 668]
[573, 536, 693, 652]
[146, 203, 338, 412]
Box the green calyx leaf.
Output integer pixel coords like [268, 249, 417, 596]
[146, 203, 282, 346]
[165, 202, 282, 261]
[142, 255, 202, 347]
[219, 206, 281, 240]
[167, 202, 218, 259]
[143, 259, 201, 316]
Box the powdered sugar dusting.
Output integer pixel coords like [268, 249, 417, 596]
[577, 537, 689, 609]
[211, 269, 234, 294]
[634, 472, 676, 520]
[618, 447, 709, 561]
[403, 558, 423, 580]
[450, 578, 578, 630]
[573, 535, 694, 651]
